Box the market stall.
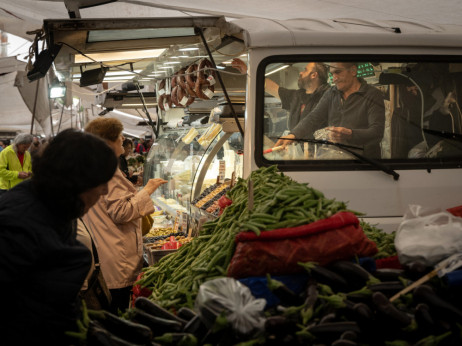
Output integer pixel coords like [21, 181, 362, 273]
[69, 165, 462, 346]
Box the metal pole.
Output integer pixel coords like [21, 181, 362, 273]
[30, 79, 40, 134]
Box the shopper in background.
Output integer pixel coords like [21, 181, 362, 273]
[135, 137, 146, 153]
[28, 136, 42, 162]
[0, 133, 33, 196]
[0, 129, 118, 345]
[83, 117, 167, 313]
[0, 140, 5, 152]
[120, 138, 141, 185]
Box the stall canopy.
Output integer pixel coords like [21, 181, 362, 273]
[0, 0, 461, 137]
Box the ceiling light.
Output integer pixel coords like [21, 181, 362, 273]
[102, 76, 135, 81]
[179, 47, 199, 51]
[265, 65, 289, 77]
[164, 61, 181, 65]
[112, 109, 147, 119]
[49, 83, 66, 98]
[88, 27, 196, 43]
[74, 48, 166, 63]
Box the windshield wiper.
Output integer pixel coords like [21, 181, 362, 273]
[284, 137, 400, 181]
[423, 129, 462, 143]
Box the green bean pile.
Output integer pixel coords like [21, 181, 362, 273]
[360, 221, 397, 259]
[138, 165, 354, 310]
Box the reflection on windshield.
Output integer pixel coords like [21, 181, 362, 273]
[262, 61, 462, 162]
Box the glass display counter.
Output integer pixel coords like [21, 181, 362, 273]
[144, 120, 244, 234]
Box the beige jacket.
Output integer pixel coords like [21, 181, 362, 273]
[82, 168, 154, 289]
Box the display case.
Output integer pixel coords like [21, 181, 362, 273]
[144, 112, 244, 235]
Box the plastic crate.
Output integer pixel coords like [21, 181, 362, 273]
[145, 246, 177, 265]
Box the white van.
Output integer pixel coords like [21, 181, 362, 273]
[224, 17, 462, 231]
[43, 16, 462, 231]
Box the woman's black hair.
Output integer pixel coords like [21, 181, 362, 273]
[32, 129, 118, 220]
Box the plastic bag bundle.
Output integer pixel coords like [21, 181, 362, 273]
[395, 205, 462, 266]
[195, 277, 266, 336]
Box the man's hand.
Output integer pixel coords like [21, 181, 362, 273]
[440, 92, 456, 114]
[327, 127, 352, 142]
[18, 171, 30, 179]
[231, 58, 247, 74]
[274, 134, 296, 149]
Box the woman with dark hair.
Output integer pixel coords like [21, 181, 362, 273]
[83, 118, 166, 313]
[0, 128, 118, 345]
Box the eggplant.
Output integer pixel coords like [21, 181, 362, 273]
[264, 315, 298, 336]
[332, 339, 358, 346]
[372, 291, 412, 328]
[176, 307, 197, 321]
[182, 315, 208, 340]
[372, 268, 406, 282]
[89, 310, 152, 345]
[413, 284, 462, 321]
[303, 279, 319, 309]
[340, 330, 358, 341]
[368, 281, 405, 297]
[134, 297, 187, 326]
[87, 320, 145, 346]
[128, 308, 183, 336]
[154, 332, 198, 346]
[319, 312, 337, 324]
[328, 260, 377, 291]
[403, 261, 432, 281]
[266, 275, 303, 306]
[305, 263, 350, 292]
[308, 321, 361, 342]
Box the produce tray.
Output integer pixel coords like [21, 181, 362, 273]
[145, 247, 177, 265]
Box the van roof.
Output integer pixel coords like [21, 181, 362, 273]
[225, 17, 462, 49]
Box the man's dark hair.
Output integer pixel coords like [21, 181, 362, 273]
[123, 138, 133, 148]
[32, 129, 118, 220]
[314, 63, 329, 84]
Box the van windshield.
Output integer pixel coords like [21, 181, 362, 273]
[258, 60, 462, 170]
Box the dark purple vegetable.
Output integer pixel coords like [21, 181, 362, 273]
[128, 308, 183, 336]
[88, 310, 152, 345]
[413, 285, 462, 321]
[86, 320, 145, 346]
[372, 268, 406, 282]
[368, 281, 405, 297]
[340, 330, 358, 341]
[319, 312, 337, 324]
[308, 263, 349, 292]
[404, 261, 432, 281]
[414, 303, 436, 333]
[328, 260, 374, 290]
[308, 321, 361, 336]
[264, 315, 298, 336]
[182, 315, 208, 340]
[176, 307, 197, 321]
[372, 291, 412, 328]
[134, 297, 187, 326]
[266, 275, 303, 306]
[304, 279, 319, 308]
[332, 339, 358, 346]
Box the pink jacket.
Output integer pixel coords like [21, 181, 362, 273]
[82, 168, 154, 289]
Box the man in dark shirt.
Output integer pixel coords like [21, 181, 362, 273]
[232, 59, 329, 131]
[275, 62, 385, 158]
[119, 138, 140, 185]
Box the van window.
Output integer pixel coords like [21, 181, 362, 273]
[256, 58, 462, 172]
